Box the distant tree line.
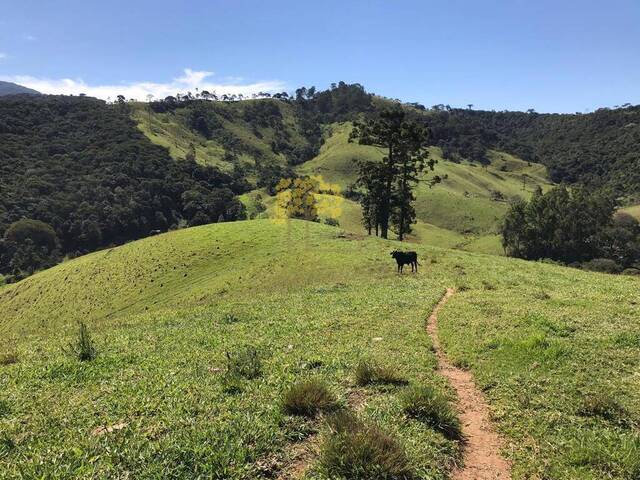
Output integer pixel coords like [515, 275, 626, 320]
[419, 105, 640, 197]
[0, 95, 248, 281]
[501, 186, 640, 274]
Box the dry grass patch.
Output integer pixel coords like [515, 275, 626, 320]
[282, 379, 338, 417]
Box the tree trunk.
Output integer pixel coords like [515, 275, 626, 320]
[381, 143, 394, 239]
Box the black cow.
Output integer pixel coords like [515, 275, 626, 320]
[390, 250, 419, 273]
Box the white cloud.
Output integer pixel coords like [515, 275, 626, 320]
[23, 34, 37, 41]
[0, 53, 7, 60]
[0, 69, 287, 101]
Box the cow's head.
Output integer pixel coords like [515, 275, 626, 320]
[390, 250, 399, 259]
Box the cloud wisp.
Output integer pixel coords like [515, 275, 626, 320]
[0, 53, 7, 60]
[0, 69, 287, 101]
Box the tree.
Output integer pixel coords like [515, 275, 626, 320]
[350, 106, 436, 239]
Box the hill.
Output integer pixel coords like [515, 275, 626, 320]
[0, 80, 39, 96]
[0, 95, 247, 280]
[422, 105, 640, 197]
[0, 220, 638, 478]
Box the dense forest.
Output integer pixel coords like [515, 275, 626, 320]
[0, 95, 247, 280]
[420, 105, 640, 197]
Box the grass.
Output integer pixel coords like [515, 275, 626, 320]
[355, 360, 408, 386]
[400, 386, 461, 440]
[0, 219, 638, 478]
[282, 379, 338, 417]
[316, 411, 415, 480]
[436, 255, 640, 479]
[0, 220, 459, 479]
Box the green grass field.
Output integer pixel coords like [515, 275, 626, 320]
[1, 220, 638, 479]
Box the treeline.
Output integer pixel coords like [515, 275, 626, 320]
[501, 186, 640, 274]
[146, 82, 375, 192]
[0, 95, 248, 281]
[419, 105, 640, 196]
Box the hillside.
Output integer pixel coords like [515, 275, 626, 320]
[0, 95, 247, 280]
[297, 123, 552, 236]
[422, 106, 640, 197]
[0, 220, 638, 478]
[134, 100, 553, 254]
[0, 81, 39, 96]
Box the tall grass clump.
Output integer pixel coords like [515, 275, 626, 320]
[355, 360, 407, 386]
[317, 411, 414, 479]
[282, 379, 338, 417]
[400, 385, 461, 439]
[0, 351, 18, 366]
[64, 322, 97, 361]
[225, 345, 261, 379]
[578, 392, 631, 426]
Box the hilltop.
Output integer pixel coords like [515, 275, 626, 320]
[0, 220, 638, 478]
[0, 80, 39, 96]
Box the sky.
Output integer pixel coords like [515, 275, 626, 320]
[0, 0, 638, 113]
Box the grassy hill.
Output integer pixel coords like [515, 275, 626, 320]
[295, 123, 552, 254]
[1, 220, 638, 478]
[134, 108, 552, 254]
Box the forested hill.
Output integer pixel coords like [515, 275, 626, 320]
[0, 95, 247, 280]
[0, 81, 40, 96]
[421, 105, 640, 197]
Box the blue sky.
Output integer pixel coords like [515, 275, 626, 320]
[0, 0, 638, 112]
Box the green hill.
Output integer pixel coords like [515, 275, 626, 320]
[1, 220, 638, 478]
[134, 105, 552, 254]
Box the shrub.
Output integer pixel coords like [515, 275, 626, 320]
[317, 411, 414, 479]
[355, 360, 407, 387]
[581, 258, 623, 274]
[225, 345, 261, 379]
[324, 218, 340, 227]
[400, 386, 462, 439]
[64, 322, 97, 361]
[282, 379, 338, 417]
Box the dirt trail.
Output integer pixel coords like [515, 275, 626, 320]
[427, 288, 512, 480]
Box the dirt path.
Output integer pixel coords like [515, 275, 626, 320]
[427, 288, 512, 480]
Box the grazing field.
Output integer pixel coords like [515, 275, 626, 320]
[1, 220, 638, 479]
[297, 123, 553, 235]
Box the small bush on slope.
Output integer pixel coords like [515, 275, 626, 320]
[63, 322, 97, 361]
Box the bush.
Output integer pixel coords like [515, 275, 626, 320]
[225, 345, 261, 379]
[582, 258, 623, 274]
[282, 379, 338, 417]
[400, 386, 461, 439]
[324, 217, 340, 227]
[3, 218, 58, 250]
[622, 268, 640, 276]
[355, 360, 407, 386]
[317, 411, 414, 479]
[64, 322, 97, 361]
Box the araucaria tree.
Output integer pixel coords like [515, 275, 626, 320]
[350, 106, 438, 240]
